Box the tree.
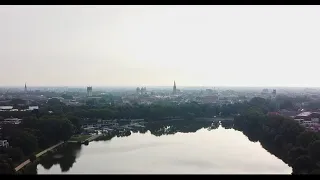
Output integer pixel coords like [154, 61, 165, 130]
[4, 147, 24, 162]
[47, 98, 63, 106]
[292, 155, 312, 174]
[58, 119, 74, 141]
[10, 98, 26, 105]
[307, 101, 320, 110]
[10, 130, 38, 156]
[21, 116, 39, 129]
[296, 131, 318, 148]
[274, 134, 284, 146]
[47, 98, 65, 114]
[288, 147, 308, 164]
[67, 115, 82, 134]
[86, 99, 95, 106]
[0, 154, 15, 174]
[308, 140, 320, 162]
[38, 116, 74, 144]
[61, 94, 73, 100]
[249, 97, 270, 113]
[279, 100, 294, 110]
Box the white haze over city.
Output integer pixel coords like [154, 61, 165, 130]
[1, 5, 320, 87]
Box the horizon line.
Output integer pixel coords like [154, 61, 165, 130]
[0, 85, 320, 88]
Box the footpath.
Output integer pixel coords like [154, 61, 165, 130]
[15, 141, 64, 172]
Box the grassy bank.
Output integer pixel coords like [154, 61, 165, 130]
[69, 135, 91, 142]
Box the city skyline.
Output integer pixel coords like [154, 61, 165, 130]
[1, 6, 320, 87]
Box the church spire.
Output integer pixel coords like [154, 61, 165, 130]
[24, 82, 27, 93]
[173, 80, 177, 94]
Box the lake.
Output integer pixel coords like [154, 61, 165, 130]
[33, 121, 291, 174]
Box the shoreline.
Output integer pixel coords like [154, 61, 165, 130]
[15, 141, 65, 173]
[15, 133, 104, 173]
[68, 134, 102, 144]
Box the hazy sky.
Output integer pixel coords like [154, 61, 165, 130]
[1, 5, 320, 87]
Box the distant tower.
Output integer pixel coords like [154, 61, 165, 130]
[87, 86, 93, 97]
[136, 87, 141, 94]
[24, 83, 27, 93]
[140, 87, 147, 94]
[272, 89, 277, 96]
[173, 81, 177, 94]
[142, 87, 146, 94]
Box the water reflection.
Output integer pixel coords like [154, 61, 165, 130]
[95, 120, 215, 140]
[26, 120, 291, 174]
[233, 123, 289, 166]
[25, 143, 81, 174]
[43, 143, 81, 172]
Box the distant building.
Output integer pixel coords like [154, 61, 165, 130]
[261, 89, 269, 94]
[0, 106, 13, 111]
[140, 87, 147, 94]
[294, 112, 320, 127]
[24, 83, 28, 93]
[87, 86, 93, 97]
[28, 106, 39, 111]
[0, 140, 9, 148]
[173, 81, 177, 94]
[272, 89, 276, 96]
[2, 118, 22, 125]
[136, 87, 141, 94]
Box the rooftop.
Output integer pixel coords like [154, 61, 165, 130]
[4, 118, 22, 121]
[0, 106, 13, 110]
[296, 112, 320, 117]
[296, 112, 313, 117]
[28, 106, 39, 110]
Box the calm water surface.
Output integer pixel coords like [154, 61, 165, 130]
[36, 126, 291, 174]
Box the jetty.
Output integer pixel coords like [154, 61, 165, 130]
[68, 134, 102, 144]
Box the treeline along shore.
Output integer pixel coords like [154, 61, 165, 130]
[175, 104, 320, 175]
[233, 106, 320, 174]
[2, 97, 320, 174]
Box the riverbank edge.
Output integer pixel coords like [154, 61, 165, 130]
[68, 134, 102, 144]
[14, 133, 101, 173]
